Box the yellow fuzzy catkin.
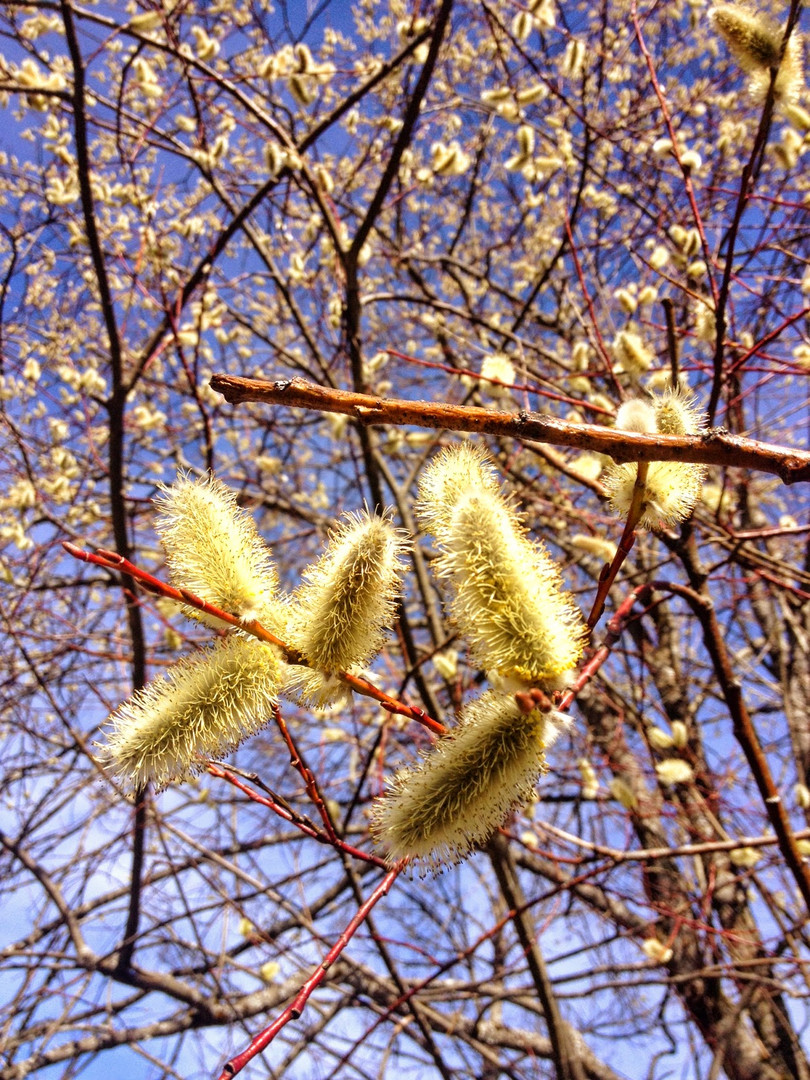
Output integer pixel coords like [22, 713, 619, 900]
[427, 484, 586, 684]
[415, 443, 500, 536]
[612, 327, 654, 375]
[283, 511, 407, 703]
[372, 692, 560, 869]
[653, 388, 703, 436]
[708, 4, 804, 102]
[603, 390, 707, 529]
[155, 473, 281, 629]
[102, 634, 281, 791]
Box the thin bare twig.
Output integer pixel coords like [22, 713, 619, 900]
[216, 867, 401, 1079]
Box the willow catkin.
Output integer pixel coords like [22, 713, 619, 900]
[102, 634, 281, 791]
[372, 691, 566, 869]
[283, 510, 407, 704]
[414, 443, 500, 536]
[708, 4, 804, 102]
[155, 473, 281, 630]
[603, 390, 707, 529]
[427, 484, 585, 685]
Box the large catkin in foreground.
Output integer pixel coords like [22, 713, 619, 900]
[155, 473, 281, 629]
[432, 487, 585, 684]
[283, 510, 407, 704]
[373, 692, 564, 869]
[102, 634, 281, 791]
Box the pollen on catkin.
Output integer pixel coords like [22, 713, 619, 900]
[372, 691, 558, 870]
[708, 4, 804, 102]
[101, 634, 282, 791]
[415, 443, 500, 536]
[603, 390, 707, 528]
[283, 510, 407, 703]
[425, 482, 586, 685]
[155, 473, 281, 629]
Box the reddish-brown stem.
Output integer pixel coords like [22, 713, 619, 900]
[558, 584, 655, 713]
[630, 2, 719, 313]
[206, 763, 387, 867]
[338, 670, 446, 735]
[216, 866, 401, 1079]
[639, 579, 810, 911]
[209, 375, 810, 483]
[586, 462, 648, 632]
[62, 540, 288, 645]
[272, 704, 340, 843]
[62, 541, 445, 734]
[564, 216, 623, 398]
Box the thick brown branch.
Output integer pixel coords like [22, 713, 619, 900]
[210, 375, 810, 484]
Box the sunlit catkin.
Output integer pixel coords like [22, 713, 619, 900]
[419, 464, 585, 684]
[155, 473, 280, 629]
[603, 390, 707, 529]
[102, 634, 281, 791]
[708, 4, 804, 102]
[372, 692, 560, 869]
[415, 443, 500, 536]
[283, 511, 406, 702]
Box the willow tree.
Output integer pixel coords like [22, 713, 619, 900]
[1, 1, 809, 1078]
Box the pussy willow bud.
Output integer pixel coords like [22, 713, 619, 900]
[373, 691, 561, 869]
[422, 477, 585, 685]
[708, 4, 804, 102]
[415, 443, 500, 536]
[102, 634, 281, 791]
[284, 510, 407, 703]
[615, 399, 657, 434]
[612, 327, 654, 375]
[603, 390, 707, 528]
[155, 473, 281, 629]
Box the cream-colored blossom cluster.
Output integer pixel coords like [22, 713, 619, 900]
[603, 390, 707, 529]
[102, 476, 407, 790]
[708, 4, 804, 103]
[259, 42, 332, 107]
[372, 446, 586, 870]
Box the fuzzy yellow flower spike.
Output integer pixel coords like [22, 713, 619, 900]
[603, 390, 707, 529]
[155, 473, 282, 631]
[709, 4, 804, 103]
[417, 447, 586, 686]
[102, 634, 281, 791]
[373, 691, 569, 869]
[283, 510, 407, 705]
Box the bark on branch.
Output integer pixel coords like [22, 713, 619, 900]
[210, 375, 810, 484]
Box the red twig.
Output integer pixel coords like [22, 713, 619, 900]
[585, 462, 648, 632]
[61, 541, 444, 734]
[62, 541, 291, 650]
[558, 583, 655, 712]
[273, 704, 341, 842]
[563, 216, 623, 397]
[630, 1, 719, 313]
[206, 762, 387, 867]
[216, 866, 402, 1079]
